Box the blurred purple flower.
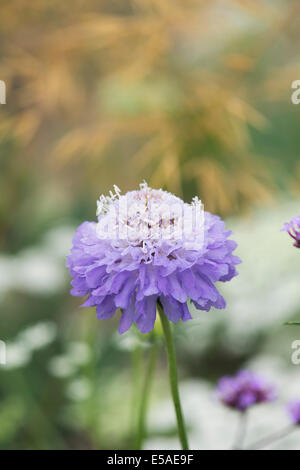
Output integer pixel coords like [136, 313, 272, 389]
[281, 215, 300, 248]
[67, 183, 240, 334]
[287, 400, 300, 425]
[216, 370, 276, 412]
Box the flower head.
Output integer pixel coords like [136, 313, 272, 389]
[281, 215, 300, 248]
[67, 183, 240, 334]
[216, 370, 276, 412]
[287, 400, 300, 425]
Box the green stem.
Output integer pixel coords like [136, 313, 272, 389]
[130, 343, 143, 447]
[232, 411, 247, 450]
[157, 302, 189, 450]
[136, 337, 159, 450]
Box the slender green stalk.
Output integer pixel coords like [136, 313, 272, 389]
[232, 411, 247, 450]
[130, 343, 143, 446]
[135, 337, 159, 449]
[157, 302, 189, 450]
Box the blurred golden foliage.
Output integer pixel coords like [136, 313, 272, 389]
[1, 0, 300, 218]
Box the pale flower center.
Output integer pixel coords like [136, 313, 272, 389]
[96, 182, 204, 249]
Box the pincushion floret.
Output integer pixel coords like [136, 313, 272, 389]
[287, 399, 300, 425]
[281, 215, 300, 248]
[216, 370, 276, 412]
[67, 182, 241, 334]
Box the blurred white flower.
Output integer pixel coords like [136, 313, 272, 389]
[114, 330, 149, 352]
[18, 321, 57, 350]
[0, 226, 74, 297]
[66, 342, 91, 366]
[65, 378, 92, 401]
[48, 341, 91, 378]
[48, 356, 78, 378]
[3, 321, 57, 370]
[5, 342, 31, 370]
[44, 226, 74, 258]
[14, 249, 66, 294]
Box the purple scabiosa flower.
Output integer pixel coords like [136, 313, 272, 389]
[67, 182, 240, 334]
[281, 215, 300, 248]
[216, 370, 276, 412]
[287, 400, 300, 425]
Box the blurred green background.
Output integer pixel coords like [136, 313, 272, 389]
[1, 0, 300, 450]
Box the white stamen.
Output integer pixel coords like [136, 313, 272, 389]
[95, 183, 205, 254]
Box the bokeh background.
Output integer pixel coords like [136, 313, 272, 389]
[1, 0, 300, 450]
